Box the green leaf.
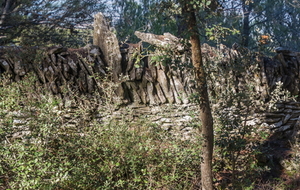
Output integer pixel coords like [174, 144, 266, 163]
[206, 0, 211, 6]
[134, 64, 140, 68]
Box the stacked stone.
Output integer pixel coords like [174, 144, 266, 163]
[266, 102, 300, 140]
[0, 45, 106, 94]
[265, 48, 300, 95]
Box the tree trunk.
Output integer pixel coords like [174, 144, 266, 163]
[184, 3, 214, 190]
[0, 0, 16, 25]
[241, 0, 253, 47]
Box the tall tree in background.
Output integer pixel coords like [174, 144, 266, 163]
[109, 0, 148, 41]
[1, 0, 299, 50]
[219, 0, 300, 51]
[241, 0, 254, 47]
[254, 0, 300, 50]
[0, 0, 106, 46]
[109, 0, 180, 42]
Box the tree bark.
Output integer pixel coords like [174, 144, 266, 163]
[241, 0, 253, 47]
[0, 0, 16, 25]
[183, 2, 214, 190]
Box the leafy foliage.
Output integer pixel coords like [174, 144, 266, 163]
[202, 46, 270, 188]
[0, 73, 202, 189]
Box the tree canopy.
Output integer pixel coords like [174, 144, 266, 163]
[0, 0, 299, 51]
[0, 0, 106, 47]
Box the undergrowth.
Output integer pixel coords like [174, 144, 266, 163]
[206, 46, 300, 189]
[0, 73, 202, 190]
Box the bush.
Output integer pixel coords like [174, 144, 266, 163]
[0, 73, 202, 189]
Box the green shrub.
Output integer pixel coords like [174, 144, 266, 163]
[0, 73, 202, 189]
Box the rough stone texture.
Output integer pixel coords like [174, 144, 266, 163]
[93, 12, 122, 82]
[260, 102, 300, 139]
[2, 33, 300, 108]
[98, 104, 200, 140]
[0, 103, 200, 141]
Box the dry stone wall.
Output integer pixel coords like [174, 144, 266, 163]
[1, 43, 300, 141]
[1, 13, 300, 140]
[261, 102, 300, 140]
[265, 48, 300, 95]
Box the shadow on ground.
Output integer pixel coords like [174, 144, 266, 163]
[257, 132, 300, 189]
